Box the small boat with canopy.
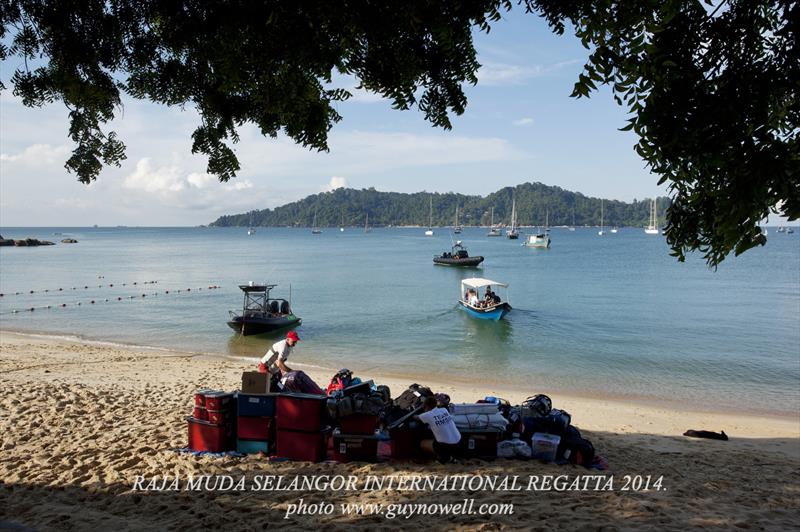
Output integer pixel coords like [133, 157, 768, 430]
[458, 278, 512, 321]
[227, 283, 301, 336]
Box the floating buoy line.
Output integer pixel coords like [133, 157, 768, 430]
[0, 284, 222, 316]
[0, 279, 159, 298]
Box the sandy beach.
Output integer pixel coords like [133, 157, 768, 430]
[1, 331, 798, 530]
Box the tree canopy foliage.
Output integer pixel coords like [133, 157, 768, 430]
[528, 0, 798, 266]
[1, 1, 797, 266]
[210, 182, 668, 229]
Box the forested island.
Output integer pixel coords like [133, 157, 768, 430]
[210, 182, 668, 228]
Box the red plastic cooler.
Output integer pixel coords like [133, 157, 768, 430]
[338, 414, 379, 435]
[237, 416, 274, 440]
[187, 417, 234, 452]
[276, 393, 327, 431]
[276, 428, 330, 462]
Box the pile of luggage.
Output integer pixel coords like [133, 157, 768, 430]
[186, 371, 597, 466]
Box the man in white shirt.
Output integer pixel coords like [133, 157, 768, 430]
[417, 396, 461, 463]
[258, 330, 299, 377]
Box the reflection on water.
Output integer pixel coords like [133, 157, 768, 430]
[1, 226, 798, 415]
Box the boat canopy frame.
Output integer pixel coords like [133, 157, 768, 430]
[459, 277, 510, 310]
[235, 284, 291, 317]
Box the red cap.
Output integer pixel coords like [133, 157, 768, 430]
[286, 331, 300, 342]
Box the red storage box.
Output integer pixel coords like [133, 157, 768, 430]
[192, 406, 208, 421]
[457, 430, 501, 459]
[204, 391, 234, 411]
[276, 428, 329, 462]
[207, 408, 234, 425]
[276, 393, 327, 432]
[187, 417, 233, 452]
[194, 389, 213, 406]
[389, 425, 428, 459]
[237, 416, 274, 440]
[332, 429, 380, 463]
[339, 415, 379, 435]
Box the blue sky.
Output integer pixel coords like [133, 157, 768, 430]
[0, 8, 786, 226]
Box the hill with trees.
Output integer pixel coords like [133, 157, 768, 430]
[210, 182, 668, 229]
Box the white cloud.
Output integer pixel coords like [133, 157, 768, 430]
[477, 62, 543, 86]
[186, 172, 215, 189]
[0, 144, 71, 165]
[513, 117, 534, 126]
[237, 129, 524, 177]
[224, 179, 254, 191]
[123, 158, 186, 193]
[324, 176, 348, 191]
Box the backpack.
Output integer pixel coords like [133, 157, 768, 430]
[558, 426, 595, 467]
[326, 369, 353, 395]
[393, 383, 433, 411]
[521, 394, 552, 418]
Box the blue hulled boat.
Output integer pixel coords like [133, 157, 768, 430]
[458, 278, 512, 321]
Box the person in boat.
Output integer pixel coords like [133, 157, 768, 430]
[467, 289, 481, 308]
[257, 330, 300, 384]
[416, 396, 461, 464]
[484, 286, 501, 306]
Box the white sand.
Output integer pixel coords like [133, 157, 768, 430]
[1, 331, 798, 530]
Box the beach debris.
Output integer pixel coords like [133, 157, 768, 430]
[683, 429, 729, 441]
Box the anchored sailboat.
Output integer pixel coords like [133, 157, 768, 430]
[598, 199, 605, 236]
[454, 206, 462, 234]
[312, 209, 322, 234]
[645, 198, 659, 234]
[506, 196, 519, 239]
[487, 207, 501, 237]
[425, 196, 434, 236]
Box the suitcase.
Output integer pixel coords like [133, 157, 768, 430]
[332, 429, 380, 462]
[342, 380, 373, 397]
[237, 416, 274, 440]
[276, 393, 328, 431]
[276, 428, 330, 462]
[237, 393, 277, 417]
[187, 417, 234, 452]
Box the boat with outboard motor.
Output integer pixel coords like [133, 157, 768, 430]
[458, 278, 512, 320]
[434, 241, 484, 266]
[227, 283, 301, 336]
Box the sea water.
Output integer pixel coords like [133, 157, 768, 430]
[1, 226, 798, 416]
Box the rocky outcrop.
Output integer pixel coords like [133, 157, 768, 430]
[11, 238, 55, 246]
[61, 238, 79, 244]
[0, 235, 13, 246]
